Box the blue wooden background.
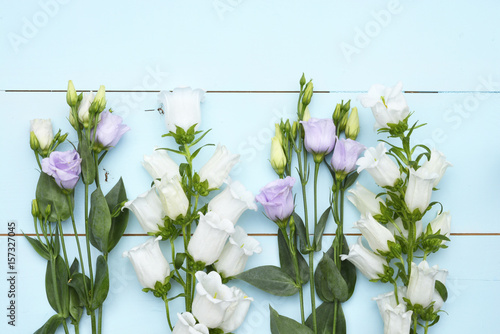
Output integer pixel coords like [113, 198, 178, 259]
[1, 0, 499, 333]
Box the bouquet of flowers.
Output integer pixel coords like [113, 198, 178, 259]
[123, 87, 260, 333]
[27, 81, 130, 334]
[238, 74, 364, 334]
[343, 82, 451, 334]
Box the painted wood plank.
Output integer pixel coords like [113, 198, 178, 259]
[0, 235, 497, 333]
[1, 91, 498, 235]
[1, 0, 499, 91]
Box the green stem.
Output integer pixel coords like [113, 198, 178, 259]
[94, 153, 100, 188]
[62, 321, 70, 334]
[182, 224, 192, 312]
[66, 195, 89, 294]
[163, 295, 174, 331]
[333, 301, 338, 334]
[74, 323, 80, 334]
[309, 252, 317, 334]
[57, 220, 70, 273]
[280, 226, 305, 324]
[425, 321, 429, 334]
[49, 256, 64, 321]
[98, 253, 108, 334]
[84, 183, 96, 333]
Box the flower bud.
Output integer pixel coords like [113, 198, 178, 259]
[66, 80, 78, 107]
[69, 109, 78, 129]
[302, 81, 313, 106]
[292, 121, 298, 140]
[270, 137, 286, 176]
[274, 123, 283, 145]
[93, 85, 107, 113]
[31, 199, 39, 217]
[44, 204, 52, 217]
[78, 92, 94, 128]
[332, 103, 342, 124]
[285, 119, 291, 134]
[30, 131, 39, 151]
[345, 107, 360, 140]
[300, 73, 306, 87]
[342, 100, 350, 113]
[339, 110, 349, 132]
[302, 106, 311, 122]
[58, 133, 68, 144]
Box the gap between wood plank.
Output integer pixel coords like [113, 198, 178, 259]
[6, 232, 500, 237]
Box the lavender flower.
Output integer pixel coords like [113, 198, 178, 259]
[255, 176, 295, 224]
[93, 111, 130, 150]
[331, 138, 365, 180]
[41, 150, 82, 190]
[300, 118, 336, 162]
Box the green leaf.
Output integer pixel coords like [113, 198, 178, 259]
[270, 306, 314, 334]
[306, 302, 346, 334]
[68, 286, 83, 324]
[89, 187, 112, 253]
[435, 280, 448, 302]
[191, 143, 215, 160]
[67, 273, 91, 309]
[79, 139, 96, 185]
[313, 207, 330, 251]
[33, 314, 65, 334]
[326, 237, 357, 300]
[175, 253, 186, 270]
[292, 213, 310, 254]
[237, 266, 299, 296]
[45, 255, 69, 316]
[105, 177, 129, 253]
[277, 229, 309, 284]
[36, 172, 73, 222]
[189, 128, 212, 147]
[342, 172, 359, 190]
[69, 258, 79, 276]
[91, 255, 109, 310]
[24, 234, 50, 260]
[315, 253, 348, 303]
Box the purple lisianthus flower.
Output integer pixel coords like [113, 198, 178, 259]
[41, 150, 82, 190]
[331, 139, 366, 177]
[300, 118, 336, 161]
[255, 176, 295, 223]
[93, 111, 130, 150]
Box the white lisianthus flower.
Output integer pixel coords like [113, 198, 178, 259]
[142, 146, 180, 180]
[357, 143, 400, 188]
[340, 237, 388, 280]
[198, 144, 240, 189]
[155, 176, 189, 220]
[192, 271, 236, 328]
[30, 119, 54, 151]
[429, 211, 451, 244]
[421, 149, 452, 187]
[188, 212, 235, 265]
[122, 187, 165, 233]
[353, 214, 395, 254]
[432, 268, 448, 311]
[78, 91, 95, 128]
[215, 226, 262, 277]
[407, 261, 439, 307]
[347, 182, 385, 217]
[158, 87, 205, 132]
[405, 168, 439, 214]
[122, 236, 170, 289]
[383, 304, 413, 334]
[219, 287, 254, 333]
[386, 217, 423, 239]
[172, 312, 209, 334]
[358, 82, 410, 129]
[208, 180, 258, 224]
